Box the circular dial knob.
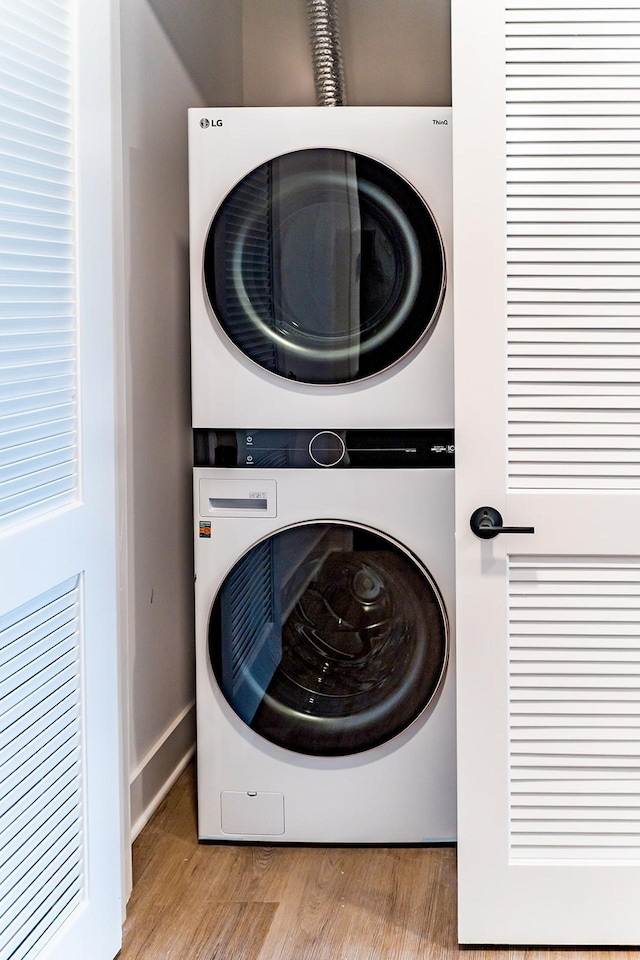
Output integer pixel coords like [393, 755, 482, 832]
[308, 431, 346, 467]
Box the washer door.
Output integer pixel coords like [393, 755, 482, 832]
[209, 522, 448, 757]
[204, 149, 445, 384]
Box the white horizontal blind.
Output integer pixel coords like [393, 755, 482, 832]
[509, 556, 640, 862]
[0, 576, 84, 960]
[506, 1, 640, 490]
[0, 0, 78, 532]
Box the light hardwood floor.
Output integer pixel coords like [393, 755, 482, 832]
[118, 764, 636, 960]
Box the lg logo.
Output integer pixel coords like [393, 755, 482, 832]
[200, 118, 223, 128]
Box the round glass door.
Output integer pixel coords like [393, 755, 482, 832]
[204, 149, 446, 385]
[209, 522, 448, 757]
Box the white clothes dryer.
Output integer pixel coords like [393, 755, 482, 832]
[193, 429, 456, 843]
[188, 107, 452, 429]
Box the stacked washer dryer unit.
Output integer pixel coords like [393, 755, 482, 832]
[189, 107, 455, 843]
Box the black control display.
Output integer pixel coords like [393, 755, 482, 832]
[194, 429, 454, 469]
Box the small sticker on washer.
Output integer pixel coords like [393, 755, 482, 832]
[430, 444, 455, 455]
[199, 521, 212, 538]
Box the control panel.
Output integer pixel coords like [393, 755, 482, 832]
[194, 429, 455, 469]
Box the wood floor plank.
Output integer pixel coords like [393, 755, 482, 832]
[255, 846, 453, 960]
[119, 896, 277, 960]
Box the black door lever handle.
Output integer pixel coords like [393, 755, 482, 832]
[470, 506, 535, 540]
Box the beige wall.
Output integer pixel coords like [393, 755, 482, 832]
[120, 0, 205, 840]
[144, 0, 452, 107]
[147, 0, 244, 104]
[242, 0, 451, 107]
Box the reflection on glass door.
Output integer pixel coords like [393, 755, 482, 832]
[204, 149, 446, 385]
[209, 522, 448, 756]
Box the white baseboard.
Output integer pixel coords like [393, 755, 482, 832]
[129, 700, 196, 842]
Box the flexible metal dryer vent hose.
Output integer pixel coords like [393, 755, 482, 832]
[305, 0, 347, 106]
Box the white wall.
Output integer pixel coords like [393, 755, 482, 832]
[120, 0, 206, 839]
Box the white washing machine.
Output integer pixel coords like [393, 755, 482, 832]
[188, 107, 452, 429]
[193, 429, 456, 843]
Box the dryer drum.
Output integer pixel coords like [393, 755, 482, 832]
[208, 522, 448, 756]
[204, 148, 446, 385]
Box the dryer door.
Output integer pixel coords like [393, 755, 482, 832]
[209, 522, 448, 757]
[203, 149, 446, 384]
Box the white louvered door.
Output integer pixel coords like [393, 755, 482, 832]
[0, 1, 122, 959]
[452, 0, 640, 945]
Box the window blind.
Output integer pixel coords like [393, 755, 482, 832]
[0, 0, 77, 533]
